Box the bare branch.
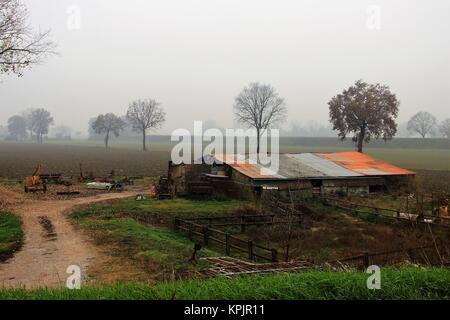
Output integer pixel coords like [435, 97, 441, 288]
[0, 0, 56, 77]
[407, 111, 438, 139]
[126, 98, 166, 151]
[233, 82, 287, 153]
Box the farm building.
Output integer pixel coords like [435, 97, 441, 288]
[168, 151, 415, 200]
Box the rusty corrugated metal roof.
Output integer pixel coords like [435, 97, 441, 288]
[315, 152, 415, 176]
[286, 153, 361, 177]
[206, 152, 415, 180]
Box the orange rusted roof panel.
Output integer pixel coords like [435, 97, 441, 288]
[212, 154, 282, 179]
[315, 152, 415, 176]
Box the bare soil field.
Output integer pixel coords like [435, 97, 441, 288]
[0, 142, 169, 179]
[0, 142, 449, 193]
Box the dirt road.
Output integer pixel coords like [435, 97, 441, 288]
[0, 191, 140, 288]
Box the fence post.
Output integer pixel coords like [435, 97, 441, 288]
[271, 249, 278, 262]
[225, 233, 230, 256]
[240, 216, 246, 233]
[248, 240, 253, 260]
[203, 227, 209, 246]
[363, 252, 369, 268]
[174, 218, 180, 231]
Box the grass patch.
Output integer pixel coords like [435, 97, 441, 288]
[0, 212, 23, 261]
[0, 179, 20, 185]
[69, 197, 255, 271]
[0, 267, 448, 300]
[71, 197, 251, 225]
[71, 211, 217, 276]
[116, 197, 249, 217]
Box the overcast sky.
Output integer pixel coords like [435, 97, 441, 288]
[0, 0, 449, 134]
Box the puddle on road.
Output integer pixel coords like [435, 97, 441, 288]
[38, 216, 57, 240]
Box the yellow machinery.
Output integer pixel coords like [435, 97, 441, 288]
[24, 164, 47, 193]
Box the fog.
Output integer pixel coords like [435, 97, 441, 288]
[0, 0, 449, 135]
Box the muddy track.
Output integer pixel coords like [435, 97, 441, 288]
[0, 191, 140, 288]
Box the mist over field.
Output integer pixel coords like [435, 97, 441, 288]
[0, 0, 449, 139]
[1, 0, 450, 304]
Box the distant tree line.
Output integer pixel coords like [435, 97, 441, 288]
[5, 108, 53, 143]
[90, 98, 166, 151]
[2, 83, 450, 154]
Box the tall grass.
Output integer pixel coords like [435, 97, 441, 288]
[0, 268, 448, 300]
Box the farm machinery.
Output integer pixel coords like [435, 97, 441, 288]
[23, 164, 47, 193]
[23, 164, 77, 194]
[155, 176, 173, 200]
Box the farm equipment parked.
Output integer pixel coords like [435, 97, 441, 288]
[40, 173, 75, 188]
[23, 164, 47, 193]
[156, 176, 173, 200]
[86, 181, 124, 191]
[39, 173, 63, 184]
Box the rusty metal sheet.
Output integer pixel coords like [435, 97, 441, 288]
[203, 152, 414, 180]
[315, 152, 415, 176]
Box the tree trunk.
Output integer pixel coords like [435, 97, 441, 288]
[142, 129, 146, 151]
[357, 126, 365, 153]
[256, 127, 260, 154]
[105, 131, 109, 149]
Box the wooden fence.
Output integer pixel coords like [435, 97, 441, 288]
[326, 244, 447, 268]
[174, 218, 278, 262]
[320, 196, 450, 227]
[179, 213, 303, 232]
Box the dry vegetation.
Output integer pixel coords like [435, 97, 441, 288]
[251, 205, 449, 264]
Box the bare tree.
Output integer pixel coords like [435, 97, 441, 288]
[328, 80, 399, 153]
[407, 111, 437, 138]
[7, 114, 26, 141]
[29, 108, 53, 143]
[126, 99, 166, 151]
[0, 0, 56, 76]
[234, 82, 287, 153]
[91, 113, 125, 149]
[440, 118, 450, 139]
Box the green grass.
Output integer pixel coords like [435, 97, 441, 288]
[71, 210, 217, 272]
[69, 198, 250, 275]
[0, 212, 23, 261]
[72, 197, 250, 221]
[135, 198, 249, 217]
[0, 179, 20, 185]
[0, 267, 448, 300]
